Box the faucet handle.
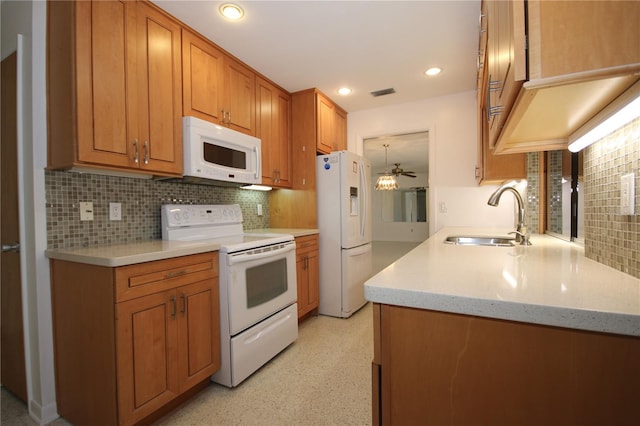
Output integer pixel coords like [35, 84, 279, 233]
[508, 231, 532, 246]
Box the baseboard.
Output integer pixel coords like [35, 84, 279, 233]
[29, 398, 59, 425]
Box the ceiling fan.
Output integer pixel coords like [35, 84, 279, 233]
[380, 163, 416, 178]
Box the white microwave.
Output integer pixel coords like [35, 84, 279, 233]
[183, 116, 262, 186]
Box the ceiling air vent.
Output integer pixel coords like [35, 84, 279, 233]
[370, 88, 396, 97]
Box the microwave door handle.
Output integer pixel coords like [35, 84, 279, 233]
[254, 146, 261, 180]
[227, 242, 295, 265]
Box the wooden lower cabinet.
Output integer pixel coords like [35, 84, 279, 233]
[51, 252, 220, 426]
[372, 303, 640, 426]
[295, 235, 319, 319]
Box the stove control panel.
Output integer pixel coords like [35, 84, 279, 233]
[162, 204, 243, 228]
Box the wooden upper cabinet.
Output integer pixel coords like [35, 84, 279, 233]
[135, 1, 183, 175]
[223, 57, 256, 135]
[181, 31, 256, 136]
[529, 0, 640, 79]
[317, 94, 336, 153]
[47, 0, 182, 176]
[182, 28, 225, 125]
[334, 108, 347, 152]
[316, 92, 347, 154]
[476, 5, 526, 186]
[256, 76, 291, 188]
[485, 0, 640, 154]
[486, 0, 526, 149]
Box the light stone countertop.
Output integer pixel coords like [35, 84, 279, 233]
[364, 227, 640, 337]
[45, 240, 222, 267]
[45, 229, 319, 267]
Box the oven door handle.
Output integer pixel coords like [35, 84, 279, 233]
[227, 242, 296, 265]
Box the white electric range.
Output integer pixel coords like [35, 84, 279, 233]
[162, 204, 298, 387]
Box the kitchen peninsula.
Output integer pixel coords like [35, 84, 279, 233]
[365, 228, 640, 425]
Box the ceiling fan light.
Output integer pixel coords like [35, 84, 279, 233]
[375, 175, 398, 191]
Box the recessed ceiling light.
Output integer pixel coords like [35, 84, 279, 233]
[220, 3, 244, 20]
[425, 67, 442, 76]
[338, 87, 352, 96]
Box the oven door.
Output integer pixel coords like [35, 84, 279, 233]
[225, 241, 297, 335]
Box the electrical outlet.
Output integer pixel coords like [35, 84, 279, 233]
[79, 202, 94, 221]
[109, 202, 122, 221]
[620, 173, 635, 215]
[257, 204, 263, 216]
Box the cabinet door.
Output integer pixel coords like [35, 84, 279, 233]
[306, 250, 319, 310]
[296, 254, 309, 318]
[317, 94, 335, 154]
[256, 78, 276, 185]
[275, 90, 292, 186]
[487, 0, 526, 148]
[224, 57, 256, 135]
[256, 77, 291, 187]
[75, 0, 138, 168]
[116, 289, 179, 425]
[182, 29, 225, 124]
[135, 2, 183, 175]
[295, 235, 319, 318]
[334, 108, 347, 152]
[176, 279, 220, 391]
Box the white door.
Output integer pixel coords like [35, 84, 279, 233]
[341, 242, 372, 317]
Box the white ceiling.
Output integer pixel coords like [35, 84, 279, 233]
[364, 131, 429, 174]
[152, 0, 480, 171]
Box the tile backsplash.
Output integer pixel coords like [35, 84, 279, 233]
[525, 152, 541, 233]
[584, 117, 640, 278]
[46, 170, 270, 249]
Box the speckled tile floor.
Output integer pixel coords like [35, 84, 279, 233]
[1, 304, 373, 426]
[1, 241, 419, 425]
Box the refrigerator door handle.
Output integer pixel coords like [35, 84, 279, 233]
[359, 161, 367, 239]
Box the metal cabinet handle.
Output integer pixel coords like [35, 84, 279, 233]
[2, 242, 20, 253]
[133, 139, 139, 164]
[488, 105, 504, 117]
[227, 111, 232, 125]
[170, 295, 177, 319]
[165, 269, 188, 279]
[221, 109, 226, 125]
[181, 293, 187, 315]
[143, 141, 149, 165]
[486, 77, 504, 121]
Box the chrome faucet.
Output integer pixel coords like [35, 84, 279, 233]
[487, 181, 531, 245]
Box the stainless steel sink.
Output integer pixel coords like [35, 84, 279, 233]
[444, 235, 515, 247]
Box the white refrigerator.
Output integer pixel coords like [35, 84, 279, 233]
[316, 151, 373, 318]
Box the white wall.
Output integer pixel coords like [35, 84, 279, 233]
[2, 1, 57, 423]
[371, 172, 429, 242]
[349, 90, 517, 239]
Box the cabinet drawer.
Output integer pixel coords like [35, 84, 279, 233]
[115, 252, 218, 302]
[295, 235, 318, 256]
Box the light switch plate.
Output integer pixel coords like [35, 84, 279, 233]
[620, 173, 635, 215]
[79, 202, 94, 221]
